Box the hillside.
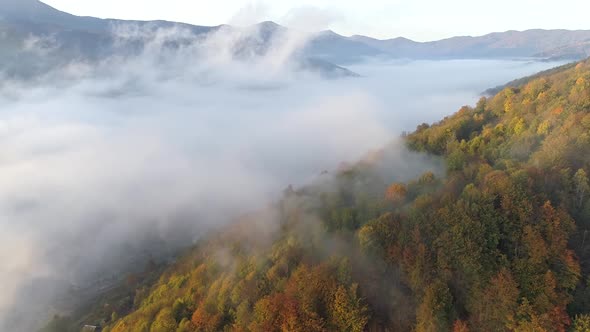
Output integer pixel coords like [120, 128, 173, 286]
[40, 57, 590, 331]
[536, 41, 590, 61]
[484, 62, 580, 96]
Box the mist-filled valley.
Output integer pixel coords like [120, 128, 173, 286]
[0, 21, 568, 331]
[4, 1, 590, 329]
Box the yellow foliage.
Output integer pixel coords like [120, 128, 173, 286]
[514, 118, 526, 135]
[537, 120, 550, 135]
[504, 98, 514, 113]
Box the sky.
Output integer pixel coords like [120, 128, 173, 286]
[43, 0, 590, 41]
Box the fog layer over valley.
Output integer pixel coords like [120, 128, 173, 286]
[0, 23, 566, 331]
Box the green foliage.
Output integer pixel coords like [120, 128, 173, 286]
[416, 282, 454, 332]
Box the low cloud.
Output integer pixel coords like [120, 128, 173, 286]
[229, 2, 271, 27]
[0, 21, 566, 332]
[280, 6, 341, 32]
[0, 23, 392, 331]
[22, 34, 59, 56]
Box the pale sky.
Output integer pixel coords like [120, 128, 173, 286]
[44, 0, 590, 41]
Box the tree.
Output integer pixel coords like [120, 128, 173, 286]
[416, 282, 453, 332]
[508, 299, 546, 332]
[251, 295, 282, 332]
[172, 298, 191, 323]
[386, 183, 407, 204]
[522, 225, 548, 265]
[447, 149, 466, 171]
[514, 118, 526, 135]
[504, 89, 515, 113]
[471, 269, 519, 331]
[358, 213, 397, 255]
[191, 303, 222, 332]
[176, 318, 195, 332]
[251, 292, 325, 332]
[151, 308, 177, 332]
[234, 301, 252, 330]
[330, 284, 369, 332]
[537, 120, 550, 136]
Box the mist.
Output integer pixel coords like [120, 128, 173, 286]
[0, 22, 565, 331]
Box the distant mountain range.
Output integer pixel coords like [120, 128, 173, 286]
[351, 30, 590, 61]
[1, 0, 590, 79]
[0, 0, 362, 78]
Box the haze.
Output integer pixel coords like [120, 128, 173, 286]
[0, 19, 568, 332]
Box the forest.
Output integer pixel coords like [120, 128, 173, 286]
[44, 57, 590, 331]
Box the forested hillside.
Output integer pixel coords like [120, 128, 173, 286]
[45, 58, 590, 331]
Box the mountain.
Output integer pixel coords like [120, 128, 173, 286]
[3, 0, 590, 80]
[298, 57, 361, 79]
[41, 56, 590, 332]
[0, 0, 215, 33]
[536, 40, 590, 60]
[0, 1, 358, 79]
[348, 29, 590, 60]
[425, 29, 590, 58]
[0, 0, 108, 31]
[304, 30, 386, 64]
[350, 35, 420, 54]
[294, 28, 590, 65]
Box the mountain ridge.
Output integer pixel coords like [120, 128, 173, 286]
[2, 1, 590, 64]
[0, 1, 359, 79]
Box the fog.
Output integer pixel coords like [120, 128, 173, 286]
[0, 23, 565, 331]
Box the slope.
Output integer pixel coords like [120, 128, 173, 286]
[39, 57, 590, 331]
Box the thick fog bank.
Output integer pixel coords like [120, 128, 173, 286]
[0, 24, 566, 331]
[346, 59, 568, 131]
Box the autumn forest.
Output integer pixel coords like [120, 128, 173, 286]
[40, 58, 590, 332]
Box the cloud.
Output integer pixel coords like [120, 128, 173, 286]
[0, 23, 395, 332]
[229, 2, 271, 27]
[280, 6, 341, 32]
[0, 21, 566, 332]
[22, 34, 60, 56]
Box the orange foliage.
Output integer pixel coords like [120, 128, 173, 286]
[251, 293, 325, 332]
[453, 320, 470, 332]
[191, 304, 222, 332]
[547, 306, 571, 332]
[385, 183, 407, 204]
